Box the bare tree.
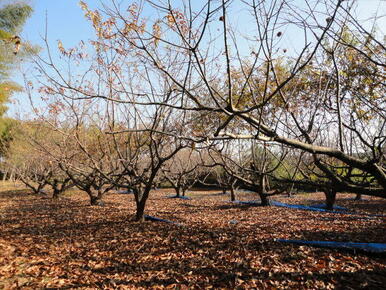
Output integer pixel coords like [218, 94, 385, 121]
[161, 148, 203, 198]
[208, 140, 287, 205]
[4, 121, 74, 198]
[211, 166, 238, 201]
[84, 0, 383, 198]
[26, 0, 385, 218]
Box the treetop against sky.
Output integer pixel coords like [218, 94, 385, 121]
[6, 0, 386, 117]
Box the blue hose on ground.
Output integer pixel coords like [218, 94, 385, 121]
[166, 195, 191, 200]
[231, 200, 260, 205]
[311, 204, 348, 211]
[275, 239, 386, 253]
[271, 201, 347, 213]
[233, 200, 351, 212]
[230, 200, 384, 219]
[271, 201, 385, 218]
[116, 190, 133, 194]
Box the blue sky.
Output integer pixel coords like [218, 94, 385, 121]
[22, 0, 96, 48]
[19, 0, 384, 49]
[8, 0, 386, 117]
[10, 0, 100, 117]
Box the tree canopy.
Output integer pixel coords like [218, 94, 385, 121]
[0, 1, 33, 154]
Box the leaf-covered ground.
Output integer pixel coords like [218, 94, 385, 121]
[0, 182, 385, 289]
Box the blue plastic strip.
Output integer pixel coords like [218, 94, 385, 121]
[271, 201, 346, 213]
[231, 200, 260, 205]
[276, 239, 386, 253]
[311, 204, 349, 211]
[116, 190, 133, 194]
[232, 197, 349, 212]
[271, 201, 386, 218]
[166, 195, 191, 200]
[236, 189, 256, 194]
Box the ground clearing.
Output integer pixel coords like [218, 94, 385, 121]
[0, 183, 385, 289]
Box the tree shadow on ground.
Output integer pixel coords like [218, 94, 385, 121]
[0, 189, 34, 199]
[213, 202, 262, 211]
[293, 226, 386, 245]
[53, 260, 386, 289]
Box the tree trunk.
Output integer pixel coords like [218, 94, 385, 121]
[287, 184, 295, 197]
[36, 184, 46, 195]
[135, 199, 146, 221]
[52, 189, 60, 199]
[260, 193, 272, 206]
[230, 187, 236, 201]
[9, 171, 14, 182]
[258, 175, 271, 206]
[33, 187, 43, 195]
[355, 193, 362, 201]
[324, 189, 337, 210]
[175, 187, 180, 197]
[89, 190, 104, 206]
[182, 188, 186, 197]
[90, 195, 102, 206]
[134, 187, 149, 222]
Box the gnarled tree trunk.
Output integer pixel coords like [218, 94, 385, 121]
[260, 193, 272, 206]
[134, 186, 150, 222]
[135, 198, 147, 221]
[89, 190, 104, 206]
[324, 189, 337, 210]
[258, 175, 271, 206]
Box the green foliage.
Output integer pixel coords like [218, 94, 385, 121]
[0, 1, 34, 155]
[0, 116, 17, 155]
[0, 81, 21, 112]
[0, 2, 33, 78]
[0, 29, 11, 40]
[0, 2, 32, 34]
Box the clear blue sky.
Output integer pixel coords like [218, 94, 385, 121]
[22, 0, 97, 48]
[20, 0, 384, 49]
[8, 0, 386, 117]
[10, 0, 100, 117]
